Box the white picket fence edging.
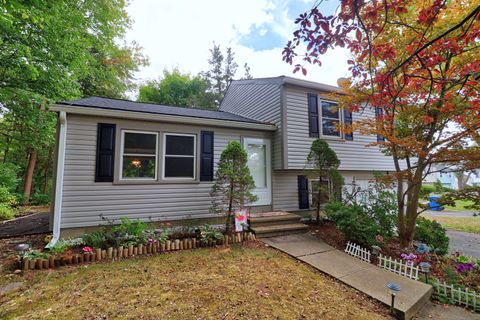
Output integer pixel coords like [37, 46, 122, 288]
[377, 254, 419, 280]
[432, 280, 480, 312]
[344, 241, 371, 263]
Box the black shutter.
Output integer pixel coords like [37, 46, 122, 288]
[95, 123, 116, 182]
[298, 175, 309, 209]
[375, 108, 385, 142]
[308, 93, 319, 138]
[200, 131, 214, 181]
[344, 108, 353, 141]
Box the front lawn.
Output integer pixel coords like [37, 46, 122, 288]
[0, 244, 389, 320]
[423, 215, 480, 234]
[444, 199, 476, 212]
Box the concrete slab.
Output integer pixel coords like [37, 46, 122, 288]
[262, 233, 335, 257]
[300, 250, 374, 278]
[342, 265, 432, 320]
[262, 233, 433, 320]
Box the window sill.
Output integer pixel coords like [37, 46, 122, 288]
[112, 179, 203, 185]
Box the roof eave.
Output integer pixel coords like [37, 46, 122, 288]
[49, 104, 277, 132]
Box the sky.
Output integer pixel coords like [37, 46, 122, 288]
[125, 0, 349, 96]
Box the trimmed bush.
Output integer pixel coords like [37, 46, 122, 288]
[415, 217, 449, 255]
[325, 201, 379, 247]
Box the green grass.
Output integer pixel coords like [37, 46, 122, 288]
[424, 215, 480, 234]
[444, 199, 476, 212]
[0, 245, 388, 320]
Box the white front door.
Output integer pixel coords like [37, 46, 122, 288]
[244, 137, 272, 206]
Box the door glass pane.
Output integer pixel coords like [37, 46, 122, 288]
[247, 143, 266, 188]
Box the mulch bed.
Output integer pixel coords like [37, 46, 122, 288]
[308, 221, 346, 250]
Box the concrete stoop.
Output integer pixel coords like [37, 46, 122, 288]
[249, 212, 308, 238]
[262, 234, 433, 320]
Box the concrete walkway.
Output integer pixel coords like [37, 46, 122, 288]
[262, 234, 432, 320]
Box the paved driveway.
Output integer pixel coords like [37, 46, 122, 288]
[447, 230, 480, 258]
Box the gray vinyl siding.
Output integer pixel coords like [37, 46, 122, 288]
[272, 170, 385, 212]
[220, 81, 283, 169]
[285, 86, 396, 171]
[61, 114, 269, 229]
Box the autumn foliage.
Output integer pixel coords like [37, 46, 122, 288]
[284, 0, 480, 246]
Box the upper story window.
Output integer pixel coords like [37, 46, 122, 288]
[321, 101, 341, 137]
[121, 131, 158, 180]
[163, 133, 196, 179]
[308, 93, 353, 140]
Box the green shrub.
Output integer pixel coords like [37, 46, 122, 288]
[420, 185, 435, 199]
[48, 240, 70, 254]
[325, 201, 379, 247]
[415, 217, 449, 255]
[82, 231, 106, 249]
[0, 186, 18, 207]
[0, 203, 15, 220]
[199, 224, 224, 243]
[30, 193, 51, 205]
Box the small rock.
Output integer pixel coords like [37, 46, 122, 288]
[13, 269, 21, 274]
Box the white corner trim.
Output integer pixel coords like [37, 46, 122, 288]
[48, 111, 67, 247]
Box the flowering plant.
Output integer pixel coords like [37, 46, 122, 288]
[147, 238, 157, 244]
[82, 246, 93, 253]
[456, 263, 474, 274]
[401, 253, 417, 266]
[375, 235, 384, 244]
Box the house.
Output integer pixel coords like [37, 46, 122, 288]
[423, 165, 480, 190]
[49, 76, 396, 241]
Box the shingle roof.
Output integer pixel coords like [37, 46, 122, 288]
[58, 97, 267, 124]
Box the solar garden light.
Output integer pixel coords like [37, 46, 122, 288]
[386, 282, 401, 316]
[15, 243, 30, 269]
[371, 245, 381, 256]
[418, 262, 431, 284]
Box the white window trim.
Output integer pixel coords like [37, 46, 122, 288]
[162, 132, 197, 181]
[319, 99, 346, 140]
[119, 130, 158, 181]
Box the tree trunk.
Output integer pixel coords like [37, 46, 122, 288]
[226, 183, 234, 233]
[23, 149, 37, 205]
[42, 147, 53, 194]
[316, 176, 322, 224]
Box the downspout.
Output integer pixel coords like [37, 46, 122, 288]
[48, 111, 67, 247]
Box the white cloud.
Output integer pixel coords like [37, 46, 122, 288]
[125, 0, 349, 95]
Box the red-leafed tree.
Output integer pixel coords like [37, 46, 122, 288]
[283, 0, 480, 247]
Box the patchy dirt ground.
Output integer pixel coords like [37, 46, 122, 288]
[0, 243, 391, 320]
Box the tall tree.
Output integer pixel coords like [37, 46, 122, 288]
[283, 0, 480, 247]
[138, 68, 216, 109]
[0, 0, 147, 204]
[203, 44, 245, 105]
[210, 141, 257, 233]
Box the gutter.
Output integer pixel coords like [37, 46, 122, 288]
[50, 105, 277, 132]
[48, 111, 67, 247]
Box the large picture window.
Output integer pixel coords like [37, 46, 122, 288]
[321, 101, 341, 137]
[121, 131, 158, 179]
[163, 133, 196, 179]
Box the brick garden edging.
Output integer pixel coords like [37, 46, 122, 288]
[21, 232, 256, 271]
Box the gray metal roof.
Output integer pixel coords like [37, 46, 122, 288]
[58, 97, 267, 124]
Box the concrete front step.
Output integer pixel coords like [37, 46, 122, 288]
[251, 223, 309, 238]
[249, 213, 302, 227]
